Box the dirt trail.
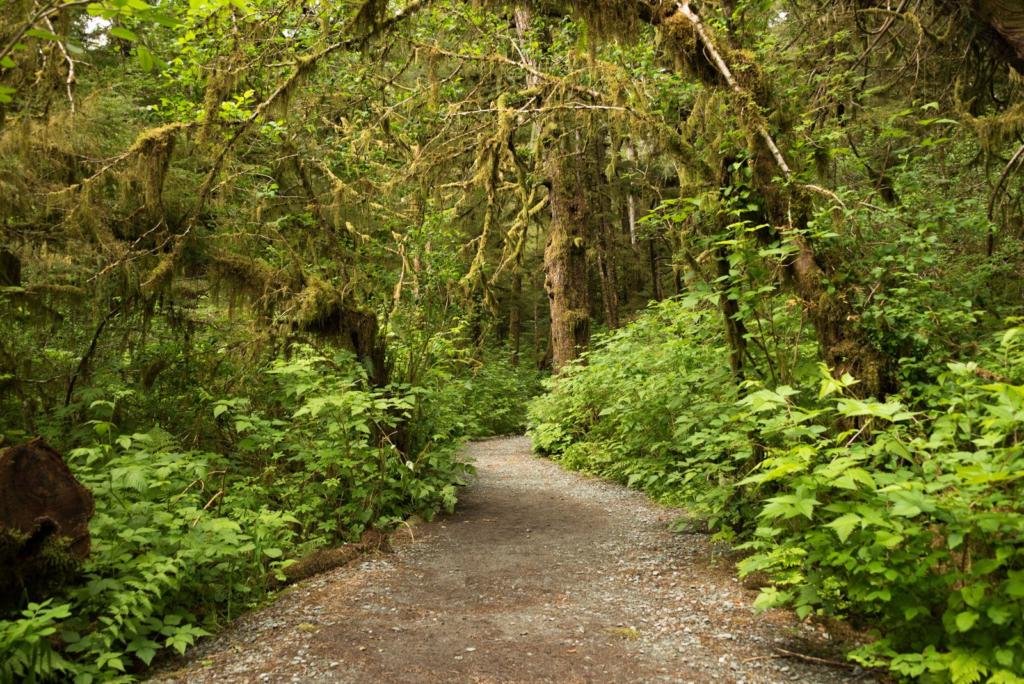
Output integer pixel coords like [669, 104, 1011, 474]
[154, 437, 870, 684]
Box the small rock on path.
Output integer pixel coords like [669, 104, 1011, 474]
[153, 436, 867, 684]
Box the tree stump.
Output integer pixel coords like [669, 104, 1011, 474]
[0, 438, 95, 606]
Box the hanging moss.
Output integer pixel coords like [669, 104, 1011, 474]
[142, 253, 177, 295]
[960, 100, 1024, 151]
[208, 249, 293, 305]
[127, 123, 185, 216]
[198, 66, 240, 143]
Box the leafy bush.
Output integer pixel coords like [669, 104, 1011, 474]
[530, 301, 1024, 683]
[0, 348, 485, 682]
[440, 350, 544, 438]
[738, 359, 1024, 683]
[529, 299, 750, 523]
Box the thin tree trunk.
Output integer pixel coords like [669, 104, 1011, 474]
[716, 247, 747, 379]
[544, 140, 591, 372]
[648, 234, 664, 302]
[509, 271, 522, 365]
[592, 135, 620, 330]
[626, 140, 638, 246]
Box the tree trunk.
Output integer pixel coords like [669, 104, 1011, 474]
[781, 227, 891, 397]
[512, 3, 537, 367]
[648, 234, 664, 302]
[714, 247, 748, 379]
[0, 249, 20, 287]
[544, 140, 591, 372]
[592, 136, 620, 330]
[1, 438, 95, 606]
[509, 271, 522, 365]
[596, 249, 620, 330]
[962, 0, 1024, 74]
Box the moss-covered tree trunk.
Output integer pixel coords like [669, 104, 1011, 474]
[544, 140, 591, 372]
[781, 221, 891, 397]
[962, 0, 1024, 74]
[634, 1, 894, 397]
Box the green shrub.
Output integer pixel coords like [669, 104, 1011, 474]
[529, 301, 1024, 683]
[0, 348, 485, 682]
[738, 362, 1024, 684]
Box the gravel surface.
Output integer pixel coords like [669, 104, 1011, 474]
[151, 436, 876, 684]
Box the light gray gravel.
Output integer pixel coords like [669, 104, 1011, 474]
[151, 436, 877, 684]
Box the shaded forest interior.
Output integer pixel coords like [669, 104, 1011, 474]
[3, 0, 1024, 682]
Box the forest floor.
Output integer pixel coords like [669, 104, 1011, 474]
[152, 436, 881, 684]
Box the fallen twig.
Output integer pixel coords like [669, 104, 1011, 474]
[774, 648, 857, 669]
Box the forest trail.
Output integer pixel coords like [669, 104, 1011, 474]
[153, 437, 866, 684]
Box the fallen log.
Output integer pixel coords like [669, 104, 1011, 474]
[273, 530, 391, 587]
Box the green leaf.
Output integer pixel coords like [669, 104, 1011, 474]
[109, 26, 138, 41]
[136, 647, 157, 665]
[145, 12, 184, 28]
[988, 605, 1011, 625]
[955, 610, 979, 632]
[825, 513, 861, 542]
[136, 45, 153, 72]
[25, 29, 62, 41]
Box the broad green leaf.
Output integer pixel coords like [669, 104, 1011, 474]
[955, 611, 979, 632]
[137, 46, 154, 72]
[25, 29, 62, 41]
[109, 26, 138, 41]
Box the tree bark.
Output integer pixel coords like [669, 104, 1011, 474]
[544, 140, 592, 372]
[509, 271, 522, 364]
[592, 136, 620, 330]
[961, 0, 1024, 74]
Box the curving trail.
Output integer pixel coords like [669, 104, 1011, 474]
[154, 437, 870, 684]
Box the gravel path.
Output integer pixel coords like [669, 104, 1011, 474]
[153, 436, 871, 684]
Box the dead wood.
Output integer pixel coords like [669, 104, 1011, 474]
[0, 438, 95, 604]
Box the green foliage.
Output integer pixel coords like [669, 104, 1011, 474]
[0, 344, 518, 682]
[738, 349, 1024, 683]
[434, 348, 544, 438]
[531, 301, 1024, 683]
[530, 299, 748, 523]
[0, 601, 75, 684]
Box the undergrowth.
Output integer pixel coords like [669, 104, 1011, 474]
[530, 300, 1024, 684]
[0, 343, 538, 683]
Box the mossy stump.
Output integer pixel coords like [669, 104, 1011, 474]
[0, 438, 95, 607]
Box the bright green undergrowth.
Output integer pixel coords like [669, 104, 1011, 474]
[1, 345, 538, 683]
[530, 300, 1024, 684]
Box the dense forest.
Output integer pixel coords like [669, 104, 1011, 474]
[2, 0, 1024, 681]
